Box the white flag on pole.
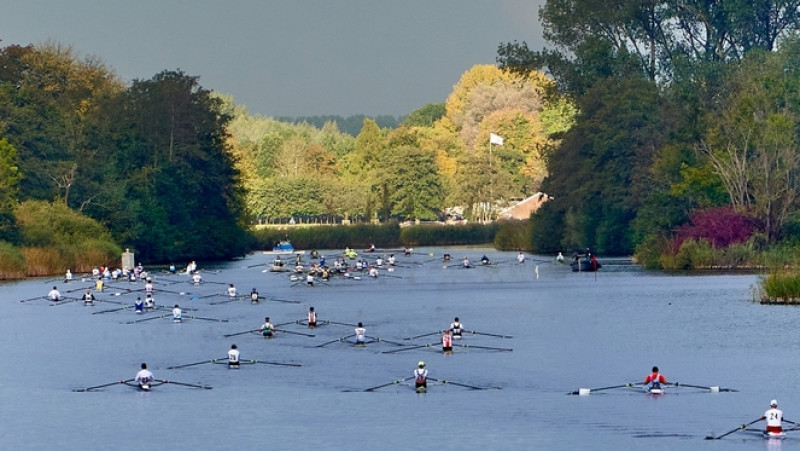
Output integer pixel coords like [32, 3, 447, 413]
[489, 133, 504, 146]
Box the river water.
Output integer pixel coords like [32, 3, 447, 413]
[0, 247, 794, 450]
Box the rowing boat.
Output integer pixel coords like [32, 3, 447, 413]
[744, 429, 787, 440]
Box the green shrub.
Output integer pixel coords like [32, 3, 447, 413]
[0, 241, 24, 280]
[493, 220, 531, 250]
[760, 270, 800, 304]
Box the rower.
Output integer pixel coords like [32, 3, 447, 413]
[169, 264, 177, 274]
[65, 269, 73, 283]
[462, 257, 471, 268]
[556, 252, 564, 263]
[450, 317, 464, 338]
[354, 322, 366, 346]
[260, 317, 274, 338]
[414, 361, 428, 391]
[306, 274, 314, 286]
[481, 255, 490, 265]
[643, 366, 667, 391]
[227, 283, 237, 297]
[144, 280, 154, 294]
[134, 296, 144, 313]
[369, 266, 379, 278]
[760, 399, 784, 435]
[375, 256, 384, 266]
[517, 252, 525, 264]
[48, 286, 61, 302]
[442, 330, 453, 353]
[92, 267, 100, 277]
[135, 363, 154, 390]
[191, 271, 202, 285]
[82, 289, 96, 306]
[307, 307, 317, 328]
[443, 253, 451, 262]
[250, 288, 259, 304]
[95, 277, 104, 291]
[172, 305, 182, 323]
[274, 255, 284, 267]
[387, 255, 396, 266]
[404, 247, 412, 256]
[228, 344, 240, 369]
[144, 293, 155, 311]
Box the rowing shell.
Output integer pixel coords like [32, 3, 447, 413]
[745, 429, 787, 440]
[765, 431, 787, 440]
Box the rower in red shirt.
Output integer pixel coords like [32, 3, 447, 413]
[643, 366, 667, 390]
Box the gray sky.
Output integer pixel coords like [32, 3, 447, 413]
[1, 1, 547, 118]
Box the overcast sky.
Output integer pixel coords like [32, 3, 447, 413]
[1, 1, 547, 118]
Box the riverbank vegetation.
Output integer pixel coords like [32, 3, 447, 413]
[6, 3, 800, 282]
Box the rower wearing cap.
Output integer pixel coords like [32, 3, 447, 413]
[414, 361, 428, 390]
[760, 399, 784, 434]
[643, 366, 667, 391]
[228, 344, 240, 368]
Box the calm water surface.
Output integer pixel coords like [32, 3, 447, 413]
[0, 247, 794, 450]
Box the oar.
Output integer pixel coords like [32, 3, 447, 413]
[19, 296, 45, 303]
[324, 320, 358, 327]
[671, 382, 737, 392]
[429, 377, 501, 390]
[184, 315, 228, 322]
[275, 329, 315, 337]
[382, 342, 439, 354]
[365, 336, 406, 346]
[92, 306, 131, 314]
[568, 383, 639, 395]
[223, 329, 258, 337]
[125, 314, 169, 324]
[73, 379, 135, 392]
[245, 359, 302, 367]
[159, 379, 213, 389]
[315, 334, 356, 347]
[166, 358, 227, 369]
[363, 376, 414, 392]
[452, 344, 513, 352]
[464, 330, 514, 339]
[705, 418, 762, 440]
[209, 298, 242, 305]
[261, 296, 301, 304]
[403, 331, 443, 340]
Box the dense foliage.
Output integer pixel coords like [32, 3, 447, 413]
[0, 43, 250, 264]
[500, 1, 800, 267]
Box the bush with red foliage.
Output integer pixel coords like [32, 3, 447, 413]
[673, 207, 756, 252]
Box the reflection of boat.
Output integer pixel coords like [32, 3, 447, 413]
[571, 254, 601, 272]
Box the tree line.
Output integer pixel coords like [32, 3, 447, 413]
[499, 0, 800, 267]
